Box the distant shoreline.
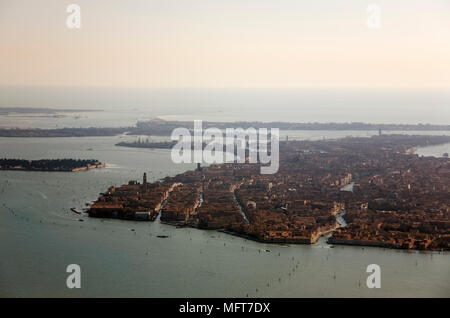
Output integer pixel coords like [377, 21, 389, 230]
[0, 158, 105, 172]
[0, 107, 103, 114]
[0, 119, 449, 137]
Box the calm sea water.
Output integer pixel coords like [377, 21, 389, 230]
[0, 134, 449, 297]
[1, 87, 450, 128]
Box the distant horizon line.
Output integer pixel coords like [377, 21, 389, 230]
[1, 85, 449, 92]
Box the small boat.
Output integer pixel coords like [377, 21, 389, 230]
[70, 208, 82, 214]
[157, 235, 169, 238]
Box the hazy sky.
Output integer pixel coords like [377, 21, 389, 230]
[1, 0, 449, 88]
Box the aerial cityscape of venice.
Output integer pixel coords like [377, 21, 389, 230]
[90, 132, 450, 251]
[0, 0, 449, 303]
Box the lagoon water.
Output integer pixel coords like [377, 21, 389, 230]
[1, 88, 449, 297]
[1, 132, 449, 297]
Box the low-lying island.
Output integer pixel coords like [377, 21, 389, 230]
[0, 158, 105, 172]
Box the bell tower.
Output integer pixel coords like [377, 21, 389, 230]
[143, 172, 148, 192]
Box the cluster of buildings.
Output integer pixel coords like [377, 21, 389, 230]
[88, 134, 450, 251]
[89, 173, 179, 220]
[328, 153, 449, 250]
[160, 183, 200, 224]
[190, 180, 244, 230]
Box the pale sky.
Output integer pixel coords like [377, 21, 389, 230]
[0, 0, 449, 88]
